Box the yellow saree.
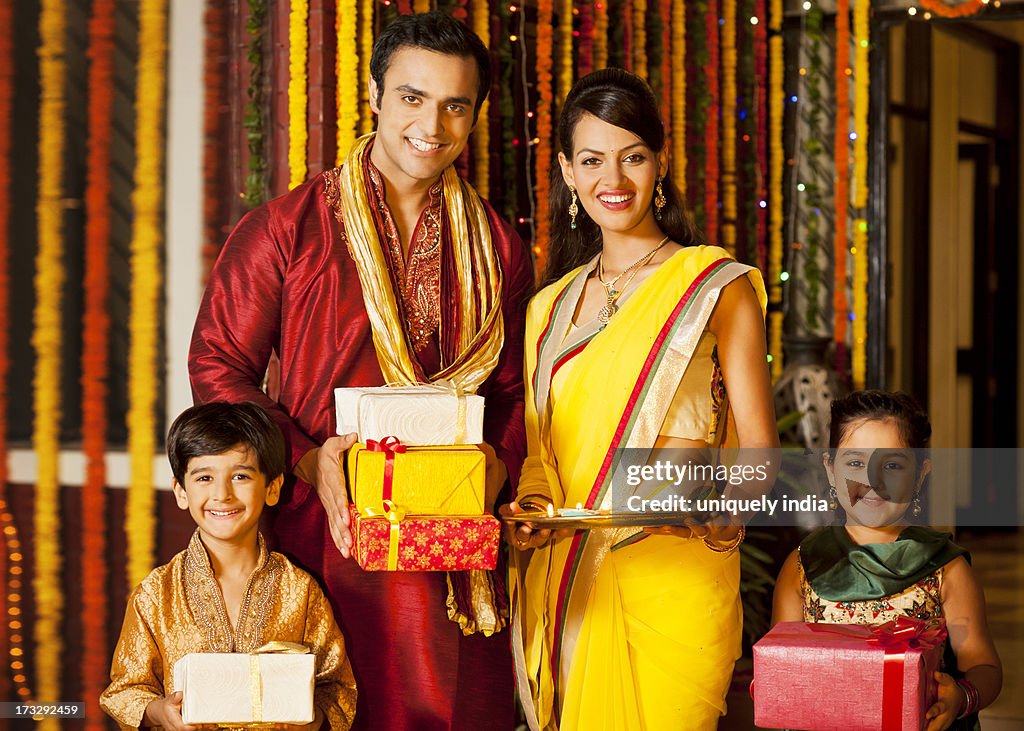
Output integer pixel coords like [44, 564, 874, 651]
[511, 245, 767, 730]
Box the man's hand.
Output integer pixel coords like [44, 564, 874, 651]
[142, 692, 197, 731]
[296, 434, 358, 558]
[925, 672, 966, 731]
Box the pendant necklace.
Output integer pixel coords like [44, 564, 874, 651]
[596, 236, 670, 325]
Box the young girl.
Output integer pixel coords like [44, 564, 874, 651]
[773, 390, 1001, 731]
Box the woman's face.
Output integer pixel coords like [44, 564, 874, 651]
[824, 418, 930, 528]
[558, 113, 667, 237]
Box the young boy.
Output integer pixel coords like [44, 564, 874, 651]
[100, 402, 357, 730]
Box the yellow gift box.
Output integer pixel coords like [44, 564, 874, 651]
[347, 438, 485, 516]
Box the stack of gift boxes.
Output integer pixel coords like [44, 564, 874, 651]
[336, 385, 501, 572]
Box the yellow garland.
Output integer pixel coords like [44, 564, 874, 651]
[415, 0, 431, 12]
[722, 0, 737, 254]
[288, 0, 308, 188]
[769, 0, 783, 378]
[595, 0, 608, 69]
[633, 0, 647, 79]
[558, 0, 574, 105]
[33, 0, 66, 713]
[670, 0, 685, 197]
[127, 0, 167, 592]
[359, 0, 374, 135]
[472, 0, 490, 197]
[336, 0, 358, 164]
[851, 0, 869, 387]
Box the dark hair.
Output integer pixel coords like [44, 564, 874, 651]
[370, 11, 491, 118]
[828, 390, 932, 458]
[544, 68, 701, 284]
[167, 402, 287, 485]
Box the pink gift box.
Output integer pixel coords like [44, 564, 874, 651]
[752, 620, 946, 731]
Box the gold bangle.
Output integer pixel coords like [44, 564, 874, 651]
[702, 525, 746, 554]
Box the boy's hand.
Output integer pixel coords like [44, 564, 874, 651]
[925, 672, 966, 731]
[297, 434, 358, 558]
[142, 692, 198, 731]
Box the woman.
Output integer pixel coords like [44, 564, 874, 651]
[502, 69, 778, 730]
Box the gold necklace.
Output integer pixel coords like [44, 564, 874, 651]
[596, 236, 670, 325]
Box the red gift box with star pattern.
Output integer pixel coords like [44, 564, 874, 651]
[351, 504, 500, 572]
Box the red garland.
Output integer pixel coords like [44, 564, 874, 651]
[202, 3, 228, 281]
[398, 0, 413, 14]
[834, 0, 850, 376]
[623, 0, 633, 70]
[660, 0, 671, 127]
[578, 0, 594, 77]
[536, 0, 555, 276]
[754, 0, 767, 273]
[704, 0, 720, 242]
[82, 2, 116, 726]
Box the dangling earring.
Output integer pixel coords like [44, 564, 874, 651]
[653, 178, 666, 221]
[828, 485, 838, 510]
[912, 491, 922, 516]
[569, 187, 579, 230]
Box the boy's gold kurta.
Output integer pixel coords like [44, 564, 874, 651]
[101, 531, 357, 730]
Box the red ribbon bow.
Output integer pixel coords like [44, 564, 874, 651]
[866, 616, 948, 651]
[367, 437, 406, 502]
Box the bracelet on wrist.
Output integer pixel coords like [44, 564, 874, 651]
[955, 677, 980, 719]
[702, 525, 745, 554]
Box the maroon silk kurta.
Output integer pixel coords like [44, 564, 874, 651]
[188, 172, 532, 731]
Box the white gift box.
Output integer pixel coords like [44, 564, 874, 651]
[335, 384, 485, 445]
[173, 651, 314, 726]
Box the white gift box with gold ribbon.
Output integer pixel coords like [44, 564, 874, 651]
[173, 642, 314, 726]
[334, 383, 485, 445]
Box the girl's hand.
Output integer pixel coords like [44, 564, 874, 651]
[499, 502, 574, 550]
[925, 672, 965, 731]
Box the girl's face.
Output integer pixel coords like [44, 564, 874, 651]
[824, 418, 931, 528]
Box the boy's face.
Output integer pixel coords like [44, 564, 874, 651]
[173, 446, 282, 549]
[367, 47, 479, 189]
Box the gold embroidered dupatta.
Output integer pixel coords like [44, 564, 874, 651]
[339, 133, 504, 393]
[511, 246, 766, 730]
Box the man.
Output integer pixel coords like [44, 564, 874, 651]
[189, 12, 531, 730]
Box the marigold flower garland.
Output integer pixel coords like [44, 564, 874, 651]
[670, 0, 685, 197]
[833, 0, 851, 378]
[595, 0, 608, 68]
[243, 0, 268, 207]
[127, 0, 168, 590]
[34, 0, 67, 711]
[359, 0, 375, 135]
[578, 0, 594, 77]
[83, 1, 115, 723]
[754, 0, 767, 273]
[472, 0, 491, 196]
[659, 0, 670, 125]
[851, 0, 869, 387]
[919, 0, 984, 16]
[704, 0, 720, 242]
[289, 0, 309, 188]
[558, 0, 574, 105]
[623, 0, 633, 70]
[415, 0, 431, 13]
[689, 0, 709, 224]
[203, 3, 228, 276]
[633, 0, 647, 79]
[769, 0, 784, 377]
[336, 0, 359, 164]
[536, 0, 554, 275]
[721, 0, 737, 255]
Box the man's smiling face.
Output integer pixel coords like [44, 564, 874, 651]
[367, 47, 479, 188]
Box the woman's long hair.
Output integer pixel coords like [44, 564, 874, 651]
[543, 68, 701, 285]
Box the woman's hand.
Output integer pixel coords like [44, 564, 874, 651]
[499, 501, 576, 550]
[925, 672, 965, 731]
[643, 522, 740, 544]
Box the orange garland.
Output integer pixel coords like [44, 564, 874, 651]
[82, 1, 115, 725]
[535, 0, 554, 275]
[918, 0, 985, 16]
[670, 0, 685, 198]
[633, 0, 647, 79]
[833, 0, 850, 370]
[595, 0, 608, 69]
[558, 0, 574, 105]
[0, 0, 13, 702]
